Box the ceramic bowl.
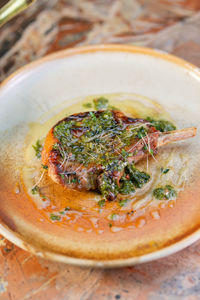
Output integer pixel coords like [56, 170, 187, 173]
[0, 45, 200, 267]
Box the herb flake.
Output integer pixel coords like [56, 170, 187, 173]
[93, 97, 109, 110]
[50, 214, 61, 221]
[110, 213, 118, 221]
[119, 199, 128, 207]
[153, 185, 177, 200]
[161, 167, 170, 174]
[42, 164, 48, 169]
[31, 185, 39, 195]
[98, 199, 105, 208]
[32, 139, 42, 159]
[146, 117, 176, 132]
[83, 102, 92, 108]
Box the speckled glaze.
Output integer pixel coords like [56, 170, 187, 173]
[0, 45, 199, 267]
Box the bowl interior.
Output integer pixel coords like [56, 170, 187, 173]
[0, 45, 200, 267]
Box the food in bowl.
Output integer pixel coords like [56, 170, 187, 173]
[37, 98, 196, 202]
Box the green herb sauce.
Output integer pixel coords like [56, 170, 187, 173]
[42, 164, 48, 169]
[50, 214, 61, 221]
[153, 185, 177, 200]
[31, 185, 39, 194]
[32, 139, 42, 158]
[98, 199, 105, 208]
[53, 98, 176, 200]
[161, 167, 170, 174]
[118, 199, 128, 207]
[54, 110, 149, 167]
[83, 102, 92, 108]
[93, 97, 109, 110]
[146, 117, 176, 132]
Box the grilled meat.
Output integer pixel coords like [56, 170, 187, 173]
[42, 110, 196, 200]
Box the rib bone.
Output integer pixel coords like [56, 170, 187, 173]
[157, 127, 197, 147]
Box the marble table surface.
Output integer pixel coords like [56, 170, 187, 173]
[0, 1, 200, 299]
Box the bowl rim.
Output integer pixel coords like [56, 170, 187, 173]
[0, 44, 200, 267]
[0, 217, 200, 268]
[1, 44, 200, 90]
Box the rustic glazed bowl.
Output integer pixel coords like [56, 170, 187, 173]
[0, 45, 200, 267]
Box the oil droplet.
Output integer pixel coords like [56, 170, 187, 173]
[168, 200, 175, 208]
[111, 226, 123, 233]
[159, 202, 165, 209]
[77, 227, 84, 232]
[14, 183, 20, 194]
[151, 210, 160, 220]
[135, 217, 146, 228]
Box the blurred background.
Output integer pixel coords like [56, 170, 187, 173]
[1, 0, 200, 83]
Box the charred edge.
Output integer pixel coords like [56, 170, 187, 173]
[112, 110, 149, 125]
[52, 112, 91, 131]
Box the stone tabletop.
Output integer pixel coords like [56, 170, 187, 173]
[0, 1, 200, 299]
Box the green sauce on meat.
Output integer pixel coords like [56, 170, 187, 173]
[52, 98, 176, 200]
[146, 117, 176, 132]
[54, 110, 149, 166]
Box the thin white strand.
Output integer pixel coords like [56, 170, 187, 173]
[32, 170, 45, 189]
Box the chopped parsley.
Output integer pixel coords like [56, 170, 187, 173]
[31, 185, 39, 194]
[42, 164, 48, 169]
[60, 174, 65, 179]
[153, 185, 177, 200]
[53, 110, 150, 167]
[146, 117, 176, 132]
[89, 111, 96, 119]
[93, 97, 109, 110]
[161, 167, 170, 174]
[110, 213, 118, 221]
[149, 149, 154, 156]
[83, 102, 92, 108]
[98, 199, 105, 208]
[84, 97, 118, 111]
[136, 126, 148, 139]
[121, 149, 130, 158]
[119, 179, 135, 195]
[99, 172, 118, 200]
[127, 165, 150, 188]
[118, 199, 128, 207]
[52, 101, 179, 200]
[71, 178, 78, 183]
[50, 214, 61, 221]
[32, 139, 42, 158]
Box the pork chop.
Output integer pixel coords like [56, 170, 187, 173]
[42, 110, 196, 200]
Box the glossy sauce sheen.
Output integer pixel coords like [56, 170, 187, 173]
[22, 94, 188, 234]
